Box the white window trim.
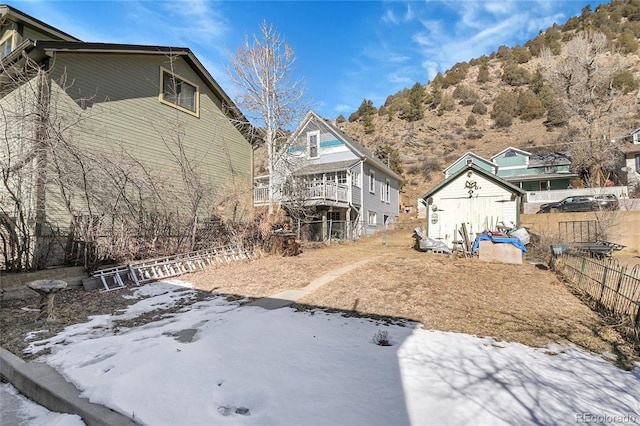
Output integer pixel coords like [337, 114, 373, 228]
[159, 67, 200, 117]
[369, 170, 375, 193]
[0, 31, 15, 60]
[307, 130, 320, 159]
[367, 210, 377, 226]
[352, 171, 361, 188]
[384, 178, 390, 203]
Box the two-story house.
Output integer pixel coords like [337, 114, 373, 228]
[491, 147, 578, 191]
[256, 110, 401, 241]
[0, 5, 253, 270]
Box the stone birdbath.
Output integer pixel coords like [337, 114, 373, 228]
[27, 279, 68, 322]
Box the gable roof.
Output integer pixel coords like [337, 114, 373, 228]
[289, 110, 403, 181]
[421, 163, 526, 200]
[490, 147, 532, 161]
[0, 4, 80, 42]
[3, 38, 255, 143]
[442, 151, 497, 175]
[1, 6, 257, 143]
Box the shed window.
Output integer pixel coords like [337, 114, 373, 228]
[160, 68, 199, 116]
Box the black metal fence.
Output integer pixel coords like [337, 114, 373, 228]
[554, 252, 640, 338]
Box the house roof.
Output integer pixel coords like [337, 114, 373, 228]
[442, 151, 497, 175]
[289, 110, 403, 182]
[32, 41, 234, 110]
[421, 163, 526, 200]
[0, 4, 81, 42]
[4, 39, 256, 144]
[528, 151, 572, 167]
[501, 172, 579, 182]
[490, 147, 532, 161]
[1, 6, 257, 144]
[294, 159, 360, 175]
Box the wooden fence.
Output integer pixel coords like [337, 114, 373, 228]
[554, 253, 640, 338]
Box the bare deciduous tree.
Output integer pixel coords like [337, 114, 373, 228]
[540, 31, 633, 186]
[228, 20, 309, 213]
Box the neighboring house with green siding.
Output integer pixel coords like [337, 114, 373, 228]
[0, 5, 253, 270]
[491, 147, 578, 191]
[443, 152, 497, 178]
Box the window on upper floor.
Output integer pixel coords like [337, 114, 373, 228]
[307, 131, 319, 159]
[635, 154, 640, 173]
[382, 179, 390, 203]
[160, 68, 199, 116]
[504, 150, 517, 158]
[369, 170, 375, 193]
[0, 36, 13, 60]
[352, 171, 361, 188]
[336, 171, 347, 184]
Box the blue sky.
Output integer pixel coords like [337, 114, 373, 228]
[12, 0, 608, 119]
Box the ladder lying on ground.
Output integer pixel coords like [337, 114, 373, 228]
[92, 245, 263, 291]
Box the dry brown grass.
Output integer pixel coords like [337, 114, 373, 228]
[2, 228, 636, 368]
[186, 229, 637, 368]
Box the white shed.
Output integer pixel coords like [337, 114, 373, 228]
[421, 164, 526, 248]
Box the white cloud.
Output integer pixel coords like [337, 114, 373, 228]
[334, 104, 353, 114]
[386, 69, 414, 85]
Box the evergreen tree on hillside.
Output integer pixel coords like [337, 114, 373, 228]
[375, 145, 404, 183]
[406, 82, 425, 122]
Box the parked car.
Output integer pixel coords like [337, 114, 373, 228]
[594, 194, 619, 211]
[537, 195, 619, 213]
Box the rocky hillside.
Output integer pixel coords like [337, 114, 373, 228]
[337, 0, 640, 209]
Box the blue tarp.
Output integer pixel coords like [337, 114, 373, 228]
[472, 234, 527, 254]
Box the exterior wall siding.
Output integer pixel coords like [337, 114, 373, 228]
[45, 52, 252, 223]
[493, 154, 527, 168]
[361, 162, 399, 236]
[425, 171, 520, 248]
[446, 158, 495, 177]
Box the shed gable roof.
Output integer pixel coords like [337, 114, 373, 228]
[422, 163, 526, 200]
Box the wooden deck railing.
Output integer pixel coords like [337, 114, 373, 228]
[254, 182, 349, 205]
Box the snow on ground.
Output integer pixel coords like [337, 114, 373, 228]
[19, 281, 640, 425]
[0, 383, 85, 426]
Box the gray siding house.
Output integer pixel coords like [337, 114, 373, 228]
[256, 110, 401, 240]
[0, 5, 253, 270]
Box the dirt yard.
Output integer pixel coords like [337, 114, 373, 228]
[2, 227, 638, 369]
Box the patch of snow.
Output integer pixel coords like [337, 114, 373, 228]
[18, 281, 640, 425]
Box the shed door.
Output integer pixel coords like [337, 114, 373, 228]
[429, 195, 514, 246]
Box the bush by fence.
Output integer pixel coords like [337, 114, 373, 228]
[554, 252, 640, 339]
